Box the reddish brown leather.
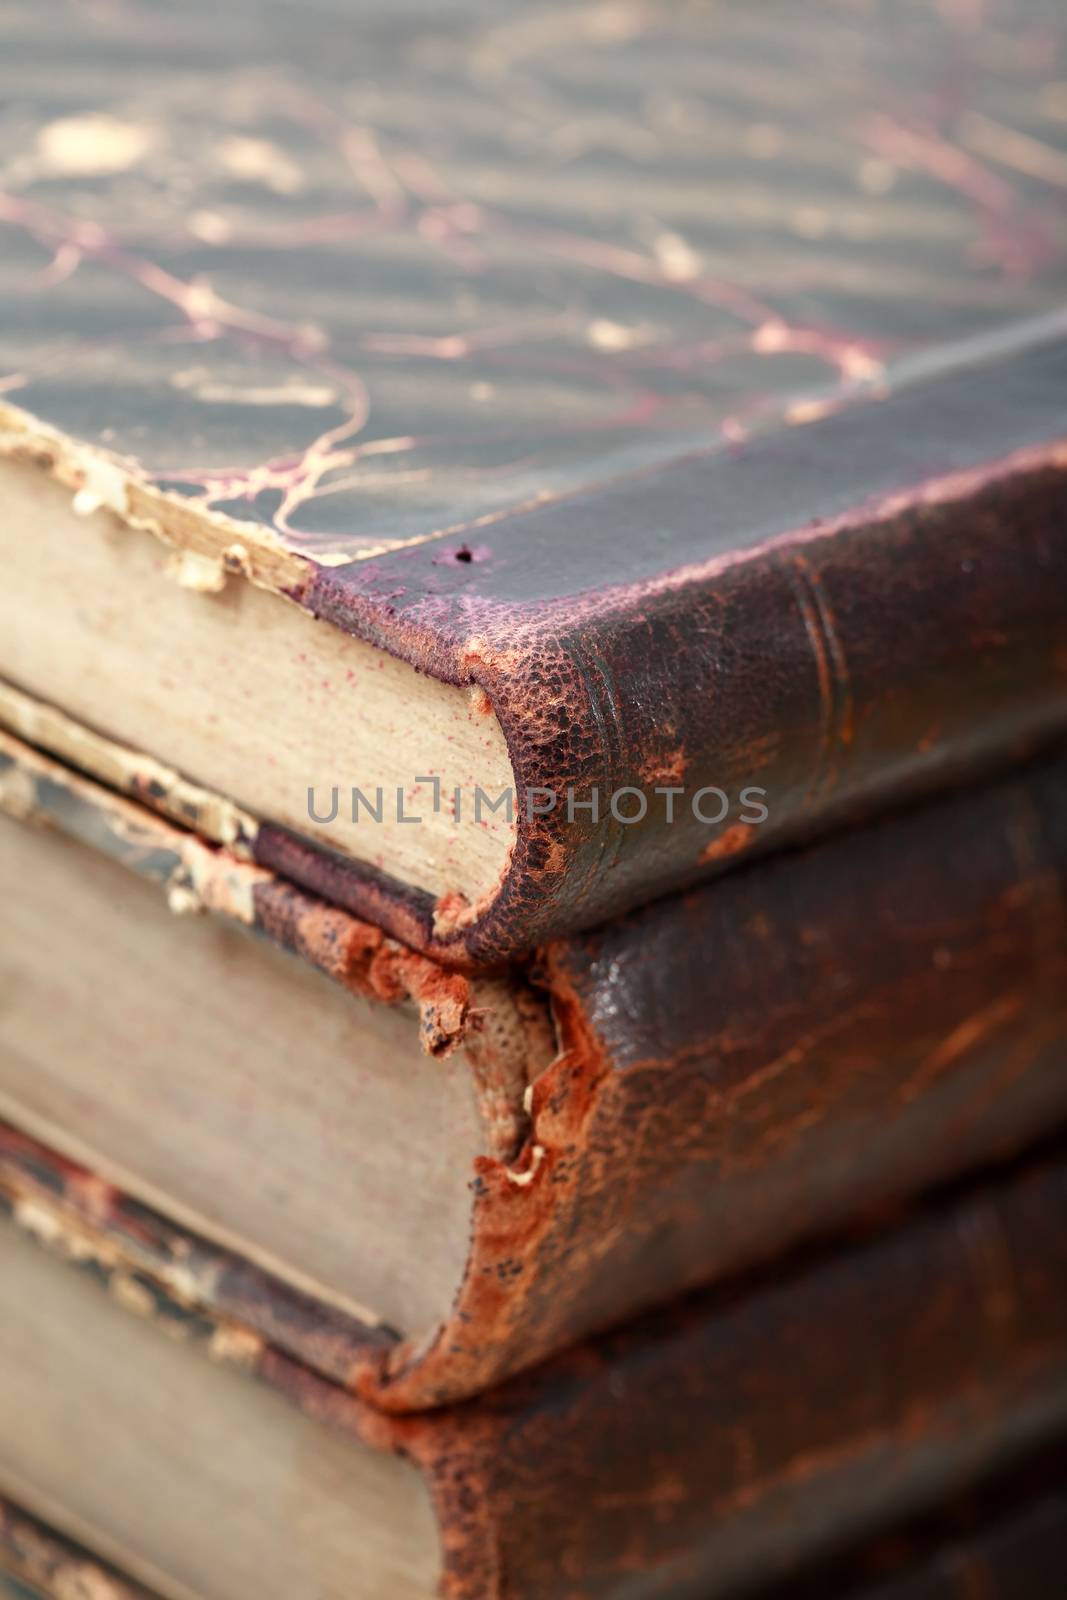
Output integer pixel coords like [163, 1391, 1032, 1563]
[5, 0, 1067, 965]
[290, 359, 1067, 963]
[378, 747, 1067, 1406]
[4, 1144, 1067, 1600]
[406, 1149, 1067, 1599]
[8, 1448, 1067, 1600]
[3, 732, 1067, 1408]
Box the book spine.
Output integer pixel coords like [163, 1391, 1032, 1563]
[6, 343, 1063, 970]
[378, 747, 1067, 1405]
[407, 1148, 1067, 1598]
[5, 1137, 1067, 1600]
[7, 1455, 1066, 1600]
[300, 334, 1067, 961]
[4, 722, 1067, 1407]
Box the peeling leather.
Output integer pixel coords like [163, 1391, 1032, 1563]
[3, 1141, 1067, 1599]
[2, 0, 1067, 960]
[3, 732, 1067, 1409]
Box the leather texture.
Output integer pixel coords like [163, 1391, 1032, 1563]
[761, 1441, 1067, 1600]
[382, 743, 1067, 1405]
[2, 730, 1067, 1407]
[3, 1143, 1067, 1600]
[1, 0, 1066, 959]
[296, 335, 1067, 961]
[6, 1448, 1067, 1600]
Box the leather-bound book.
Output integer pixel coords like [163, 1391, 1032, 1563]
[7, 1448, 1067, 1600]
[1, 1140, 1066, 1600]
[7, 1446, 1067, 1600]
[2, 718, 1067, 1408]
[1, 0, 1066, 961]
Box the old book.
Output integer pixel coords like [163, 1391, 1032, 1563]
[7, 1446, 1067, 1600]
[3, 716, 1067, 1407]
[1, 1140, 1066, 1600]
[1, 0, 1066, 961]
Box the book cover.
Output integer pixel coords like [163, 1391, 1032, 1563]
[3, 719, 1067, 1407]
[1, 0, 1065, 960]
[1, 1141, 1066, 1599]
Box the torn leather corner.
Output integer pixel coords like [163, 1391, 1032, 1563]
[369, 961, 606, 1408]
[462, 977, 559, 1161]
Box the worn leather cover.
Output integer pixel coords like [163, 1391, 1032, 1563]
[2, 0, 1066, 959]
[6, 1449, 1067, 1600]
[3, 1144, 1067, 1600]
[4, 728, 1067, 1408]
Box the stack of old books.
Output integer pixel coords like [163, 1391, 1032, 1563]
[1, 1, 1066, 1596]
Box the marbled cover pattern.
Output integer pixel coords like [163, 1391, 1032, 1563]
[1, 0, 1066, 559]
